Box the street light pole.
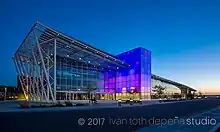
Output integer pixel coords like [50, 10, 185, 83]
[4, 87, 7, 101]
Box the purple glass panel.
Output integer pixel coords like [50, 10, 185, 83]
[100, 47, 151, 94]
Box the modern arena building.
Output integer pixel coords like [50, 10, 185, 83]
[13, 22, 196, 102]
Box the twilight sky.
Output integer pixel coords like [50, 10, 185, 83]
[0, 0, 220, 94]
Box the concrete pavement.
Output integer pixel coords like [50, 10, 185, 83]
[0, 100, 161, 112]
[137, 106, 220, 132]
[1, 99, 220, 132]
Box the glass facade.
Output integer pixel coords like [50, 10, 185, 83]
[99, 47, 151, 100]
[151, 78, 181, 98]
[44, 48, 152, 100]
[140, 48, 151, 99]
[56, 57, 101, 92]
[14, 22, 194, 102]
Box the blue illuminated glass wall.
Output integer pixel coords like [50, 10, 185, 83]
[102, 47, 151, 98]
[102, 71, 116, 93]
[140, 48, 151, 95]
[115, 48, 142, 93]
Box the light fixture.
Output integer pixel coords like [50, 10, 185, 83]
[117, 67, 119, 69]
[88, 61, 90, 63]
[97, 51, 99, 53]
[94, 66, 95, 67]
[51, 53, 53, 56]
[66, 55, 69, 57]
[98, 64, 100, 65]
[79, 58, 81, 60]
[85, 46, 88, 48]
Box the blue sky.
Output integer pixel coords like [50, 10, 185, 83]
[0, 0, 220, 93]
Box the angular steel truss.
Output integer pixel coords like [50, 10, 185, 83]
[13, 22, 129, 103]
[13, 22, 196, 103]
[13, 25, 56, 102]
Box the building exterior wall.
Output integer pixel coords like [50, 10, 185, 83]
[56, 57, 100, 92]
[151, 78, 181, 98]
[99, 47, 151, 100]
[0, 85, 20, 100]
[14, 23, 195, 102]
[140, 48, 151, 99]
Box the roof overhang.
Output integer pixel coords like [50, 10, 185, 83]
[151, 74, 196, 91]
[13, 22, 130, 71]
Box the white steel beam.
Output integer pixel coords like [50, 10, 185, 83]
[54, 38, 57, 101]
[33, 29, 55, 102]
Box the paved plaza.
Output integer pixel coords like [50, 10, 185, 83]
[0, 100, 162, 112]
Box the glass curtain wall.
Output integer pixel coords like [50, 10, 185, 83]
[55, 56, 101, 100]
[151, 78, 181, 99]
[140, 48, 151, 99]
[111, 47, 151, 100]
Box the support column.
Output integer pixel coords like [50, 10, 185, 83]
[54, 39, 57, 101]
[46, 48, 50, 101]
[33, 30, 55, 102]
[68, 93, 71, 100]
